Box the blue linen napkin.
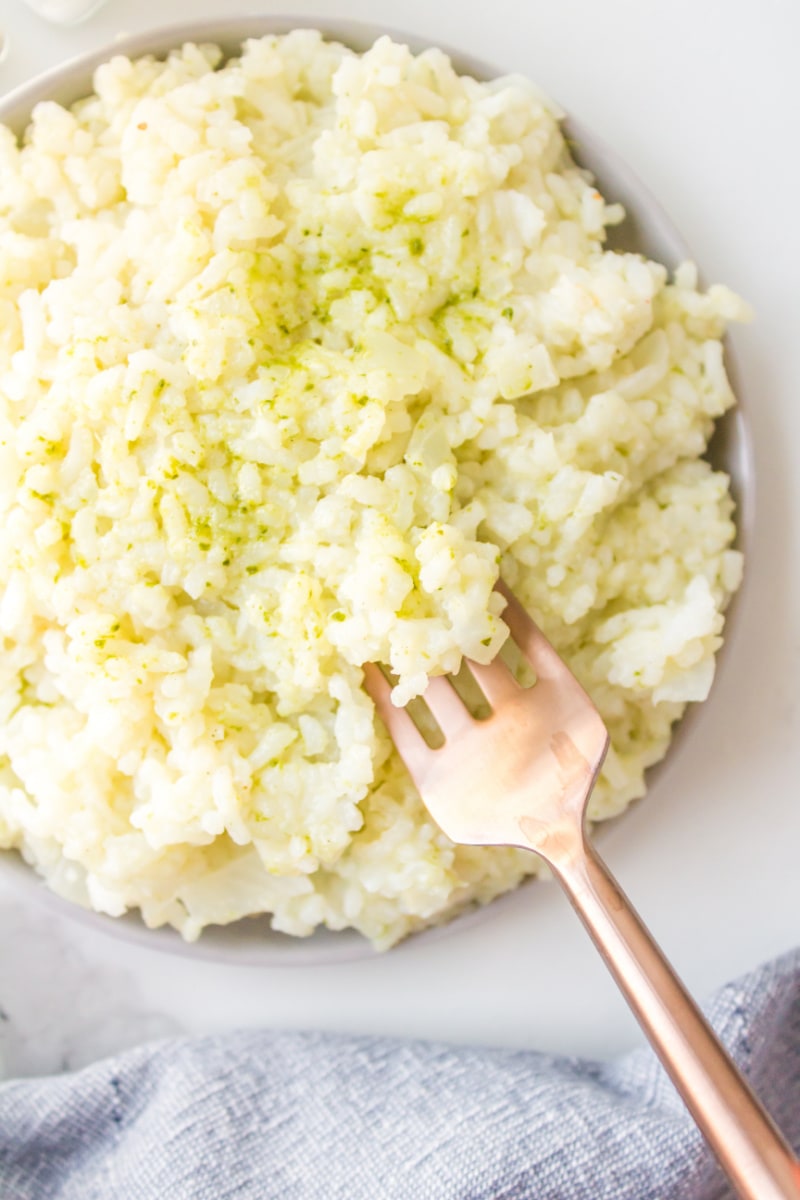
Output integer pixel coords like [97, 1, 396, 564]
[0, 947, 797, 1200]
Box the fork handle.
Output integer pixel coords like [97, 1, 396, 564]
[548, 835, 800, 1200]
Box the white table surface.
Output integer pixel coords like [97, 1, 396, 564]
[1, 0, 798, 1078]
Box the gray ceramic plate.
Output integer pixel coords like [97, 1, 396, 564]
[0, 17, 754, 965]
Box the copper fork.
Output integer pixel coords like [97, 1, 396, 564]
[363, 583, 800, 1200]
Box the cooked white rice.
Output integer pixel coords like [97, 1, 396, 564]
[0, 32, 748, 947]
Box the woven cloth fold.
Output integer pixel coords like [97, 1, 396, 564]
[0, 947, 798, 1200]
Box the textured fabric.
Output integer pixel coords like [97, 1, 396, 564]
[0, 948, 797, 1200]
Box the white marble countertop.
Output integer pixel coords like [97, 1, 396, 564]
[1, 0, 799, 1080]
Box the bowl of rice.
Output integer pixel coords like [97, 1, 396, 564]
[0, 19, 753, 963]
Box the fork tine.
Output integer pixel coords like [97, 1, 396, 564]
[361, 663, 429, 766]
[496, 581, 564, 682]
[422, 674, 472, 735]
[464, 656, 521, 708]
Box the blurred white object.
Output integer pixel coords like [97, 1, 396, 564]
[0, 30, 8, 62]
[21, 0, 108, 25]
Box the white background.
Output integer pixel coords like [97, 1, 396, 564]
[0, 0, 798, 1065]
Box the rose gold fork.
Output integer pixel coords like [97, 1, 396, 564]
[363, 583, 800, 1200]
